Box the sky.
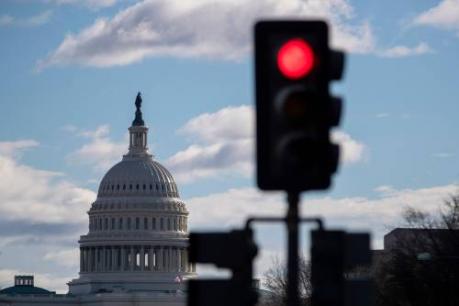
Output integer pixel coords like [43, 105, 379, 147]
[1, 0, 459, 293]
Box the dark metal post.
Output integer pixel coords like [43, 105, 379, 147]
[287, 192, 300, 306]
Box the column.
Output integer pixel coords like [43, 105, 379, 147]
[157, 247, 163, 271]
[140, 246, 145, 271]
[184, 249, 189, 272]
[111, 246, 116, 271]
[101, 247, 106, 272]
[130, 246, 135, 271]
[80, 248, 84, 272]
[172, 248, 177, 271]
[148, 248, 154, 271]
[121, 247, 126, 271]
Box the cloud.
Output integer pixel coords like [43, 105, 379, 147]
[0, 139, 39, 158]
[66, 124, 127, 172]
[37, 0, 376, 69]
[166, 105, 366, 183]
[0, 140, 95, 229]
[433, 152, 455, 158]
[186, 184, 458, 248]
[44, 249, 79, 268]
[50, 0, 118, 10]
[379, 42, 433, 58]
[413, 0, 459, 34]
[331, 130, 366, 164]
[0, 10, 52, 27]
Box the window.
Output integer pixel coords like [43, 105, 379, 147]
[167, 218, 171, 230]
[136, 184, 139, 190]
[128, 218, 131, 230]
[150, 184, 152, 190]
[152, 218, 156, 230]
[123, 184, 126, 190]
[143, 184, 146, 190]
[105, 218, 108, 230]
[174, 218, 177, 231]
[99, 218, 102, 230]
[160, 218, 164, 230]
[136, 217, 140, 230]
[111, 218, 115, 230]
[119, 218, 123, 230]
[129, 184, 132, 190]
[144, 217, 148, 230]
[116, 184, 120, 190]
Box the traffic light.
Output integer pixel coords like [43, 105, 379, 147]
[310, 230, 373, 306]
[187, 229, 258, 306]
[255, 21, 345, 191]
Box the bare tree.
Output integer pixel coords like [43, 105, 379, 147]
[375, 193, 459, 306]
[261, 256, 311, 306]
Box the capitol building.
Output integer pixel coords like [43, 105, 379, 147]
[0, 93, 195, 306]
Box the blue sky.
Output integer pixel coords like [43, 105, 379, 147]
[1, 0, 459, 292]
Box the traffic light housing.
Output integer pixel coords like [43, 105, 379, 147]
[255, 21, 345, 191]
[187, 229, 258, 306]
[310, 230, 373, 306]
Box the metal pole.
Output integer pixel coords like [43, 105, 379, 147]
[287, 192, 300, 306]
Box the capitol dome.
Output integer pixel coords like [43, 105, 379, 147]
[68, 93, 194, 297]
[98, 158, 179, 198]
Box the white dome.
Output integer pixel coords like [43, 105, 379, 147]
[98, 157, 179, 198]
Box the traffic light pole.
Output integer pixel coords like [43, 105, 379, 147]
[286, 192, 299, 306]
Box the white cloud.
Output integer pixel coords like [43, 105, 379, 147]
[66, 124, 127, 172]
[0, 268, 71, 293]
[0, 10, 52, 27]
[51, 0, 117, 10]
[379, 42, 433, 58]
[0, 140, 39, 158]
[433, 152, 455, 158]
[0, 140, 95, 225]
[413, 0, 459, 34]
[331, 130, 366, 164]
[186, 184, 458, 248]
[166, 105, 253, 182]
[167, 105, 366, 183]
[44, 249, 79, 268]
[37, 0, 376, 69]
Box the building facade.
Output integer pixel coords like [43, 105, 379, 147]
[0, 93, 194, 306]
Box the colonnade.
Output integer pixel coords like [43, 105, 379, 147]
[80, 246, 194, 273]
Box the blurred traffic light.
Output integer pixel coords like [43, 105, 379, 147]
[187, 229, 258, 306]
[255, 21, 345, 191]
[311, 230, 373, 306]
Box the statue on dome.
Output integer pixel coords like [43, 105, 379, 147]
[132, 92, 145, 126]
[135, 92, 142, 110]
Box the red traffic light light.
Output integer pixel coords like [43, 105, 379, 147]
[277, 38, 315, 80]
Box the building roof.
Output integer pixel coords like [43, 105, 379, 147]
[0, 285, 54, 296]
